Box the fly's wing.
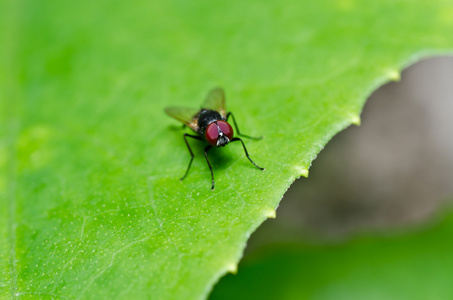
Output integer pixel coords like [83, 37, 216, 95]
[164, 106, 200, 131]
[201, 87, 226, 118]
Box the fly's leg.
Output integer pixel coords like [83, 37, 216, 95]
[231, 137, 265, 171]
[204, 145, 215, 190]
[226, 112, 262, 140]
[181, 134, 203, 181]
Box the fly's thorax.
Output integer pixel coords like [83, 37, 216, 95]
[197, 109, 223, 136]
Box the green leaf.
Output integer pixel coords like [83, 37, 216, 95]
[210, 211, 453, 300]
[1, 0, 453, 299]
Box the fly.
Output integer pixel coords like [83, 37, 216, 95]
[165, 87, 265, 190]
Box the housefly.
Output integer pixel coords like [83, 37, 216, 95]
[165, 87, 265, 190]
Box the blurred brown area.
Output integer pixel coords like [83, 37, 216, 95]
[247, 56, 453, 250]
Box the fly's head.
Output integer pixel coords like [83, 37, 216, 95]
[205, 121, 234, 147]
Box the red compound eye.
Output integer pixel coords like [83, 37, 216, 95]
[205, 123, 219, 146]
[217, 121, 233, 140]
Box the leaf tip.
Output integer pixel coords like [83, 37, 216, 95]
[387, 69, 401, 82]
[265, 208, 276, 219]
[294, 166, 309, 178]
[226, 263, 238, 274]
[350, 114, 361, 126]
